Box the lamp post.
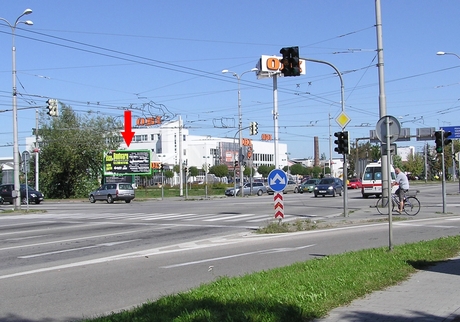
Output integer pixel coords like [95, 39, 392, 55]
[222, 68, 257, 197]
[0, 9, 33, 210]
[437, 51, 459, 191]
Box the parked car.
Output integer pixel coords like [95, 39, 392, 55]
[347, 178, 363, 189]
[0, 184, 44, 204]
[267, 180, 299, 194]
[314, 178, 343, 197]
[225, 182, 267, 196]
[299, 178, 321, 193]
[89, 182, 135, 203]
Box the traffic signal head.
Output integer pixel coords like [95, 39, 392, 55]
[334, 131, 350, 155]
[435, 130, 443, 153]
[234, 160, 238, 168]
[249, 122, 258, 135]
[279, 46, 300, 77]
[443, 131, 452, 147]
[160, 163, 164, 171]
[46, 99, 59, 117]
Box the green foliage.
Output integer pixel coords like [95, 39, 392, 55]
[257, 165, 275, 178]
[243, 166, 253, 177]
[289, 163, 307, 176]
[164, 170, 174, 179]
[209, 164, 228, 178]
[188, 166, 199, 177]
[38, 105, 121, 198]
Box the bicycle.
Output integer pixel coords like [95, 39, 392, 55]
[375, 189, 421, 216]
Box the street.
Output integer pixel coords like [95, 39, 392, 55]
[0, 183, 459, 321]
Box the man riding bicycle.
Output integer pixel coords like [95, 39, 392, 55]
[393, 168, 410, 213]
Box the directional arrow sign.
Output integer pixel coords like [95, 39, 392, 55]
[268, 169, 288, 192]
[274, 192, 284, 219]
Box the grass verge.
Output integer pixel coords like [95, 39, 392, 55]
[83, 235, 460, 322]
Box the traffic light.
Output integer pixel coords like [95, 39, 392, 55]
[234, 160, 238, 168]
[279, 46, 300, 77]
[443, 131, 452, 147]
[46, 99, 59, 117]
[160, 163, 164, 171]
[334, 131, 350, 155]
[249, 122, 258, 135]
[184, 166, 188, 173]
[435, 130, 443, 153]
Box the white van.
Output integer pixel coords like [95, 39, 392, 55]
[361, 161, 396, 198]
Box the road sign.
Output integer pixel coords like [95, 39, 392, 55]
[375, 115, 401, 144]
[22, 151, 30, 173]
[268, 169, 288, 192]
[441, 126, 460, 139]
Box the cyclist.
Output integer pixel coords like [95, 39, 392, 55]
[393, 168, 410, 213]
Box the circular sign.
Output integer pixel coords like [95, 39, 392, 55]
[375, 115, 401, 144]
[268, 169, 288, 192]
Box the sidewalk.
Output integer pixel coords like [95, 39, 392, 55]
[313, 254, 460, 321]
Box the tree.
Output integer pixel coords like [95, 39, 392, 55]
[189, 166, 199, 177]
[404, 152, 424, 178]
[289, 163, 307, 176]
[257, 165, 275, 179]
[209, 164, 228, 178]
[38, 105, 121, 198]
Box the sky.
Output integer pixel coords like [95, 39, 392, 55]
[1, 1, 460, 160]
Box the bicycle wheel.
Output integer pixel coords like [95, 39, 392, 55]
[403, 197, 420, 216]
[375, 197, 392, 215]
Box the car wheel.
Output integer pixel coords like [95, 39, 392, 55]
[125, 199, 131, 203]
[294, 187, 298, 193]
[332, 190, 336, 197]
[35, 200, 41, 204]
[257, 189, 263, 196]
[107, 195, 114, 204]
[362, 194, 369, 199]
[314, 194, 318, 197]
[89, 195, 96, 203]
[339, 189, 342, 196]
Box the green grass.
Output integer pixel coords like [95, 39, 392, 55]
[83, 235, 460, 322]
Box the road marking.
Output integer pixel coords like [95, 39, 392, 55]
[0, 228, 154, 252]
[18, 240, 140, 259]
[161, 244, 316, 268]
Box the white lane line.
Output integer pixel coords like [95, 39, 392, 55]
[204, 214, 254, 222]
[3, 235, 51, 241]
[0, 228, 154, 252]
[161, 244, 316, 268]
[18, 240, 140, 259]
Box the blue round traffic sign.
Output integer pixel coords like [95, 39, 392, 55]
[267, 169, 288, 192]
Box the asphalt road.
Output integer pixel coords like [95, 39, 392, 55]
[0, 182, 459, 321]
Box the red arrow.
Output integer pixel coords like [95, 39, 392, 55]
[275, 211, 284, 219]
[274, 193, 283, 201]
[274, 202, 284, 210]
[121, 110, 135, 147]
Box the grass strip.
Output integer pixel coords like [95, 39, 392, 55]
[84, 235, 460, 322]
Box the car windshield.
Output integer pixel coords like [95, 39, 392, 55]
[320, 178, 334, 184]
[306, 180, 317, 184]
[20, 185, 36, 191]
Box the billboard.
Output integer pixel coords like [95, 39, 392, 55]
[104, 150, 151, 176]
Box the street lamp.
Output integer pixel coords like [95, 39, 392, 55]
[0, 9, 33, 210]
[436, 51, 460, 60]
[436, 51, 459, 192]
[222, 67, 257, 197]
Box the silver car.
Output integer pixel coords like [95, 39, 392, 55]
[267, 180, 299, 194]
[225, 182, 267, 196]
[89, 182, 135, 203]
